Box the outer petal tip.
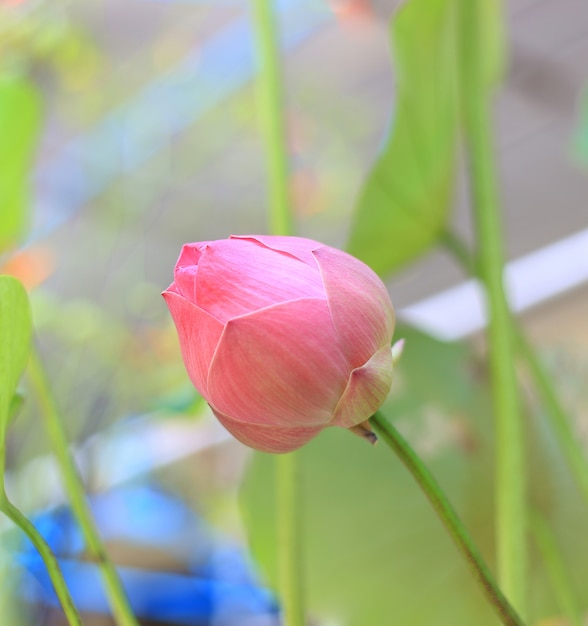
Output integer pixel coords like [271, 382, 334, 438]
[392, 339, 405, 365]
[330, 345, 394, 429]
[348, 420, 378, 445]
[163, 291, 224, 398]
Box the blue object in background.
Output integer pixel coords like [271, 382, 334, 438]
[16, 485, 279, 625]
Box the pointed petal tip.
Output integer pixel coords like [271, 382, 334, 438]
[348, 420, 378, 445]
[392, 338, 405, 365]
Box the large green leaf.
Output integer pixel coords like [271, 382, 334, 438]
[347, 0, 506, 278]
[346, 0, 459, 276]
[0, 76, 42, 253]
[0, 276, 32, 429]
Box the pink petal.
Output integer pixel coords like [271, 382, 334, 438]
[195, 239, 324, 322]
[162, 290, 224, 398]
[173, 242, 210, 300]
[330, 345, 394, 428]
[207, 298, 349, 427]
[230, 234, 321, 266]
[313, 246, 395, 368]
[211, 406, 322, 453]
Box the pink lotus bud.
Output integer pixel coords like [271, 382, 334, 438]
[162, 235, 395, 453]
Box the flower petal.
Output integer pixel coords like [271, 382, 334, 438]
[173, 242, 210, 301]
[195, 239, 324, 322]
[313, 246, 395, 367]
[211, 406, 322, 453]
[230, 234, 321, 266]
[207, 298, 349, 427]
[330, 345, 394, 428]
[162, 290, 224, 398]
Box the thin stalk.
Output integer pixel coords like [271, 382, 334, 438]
[0, 441, 82, 625]
[529, 509, 583, 626]
[518, 335, 588, 505]
[251, 1, 304, 624]
[0, 495, 84, 626]
[27, 347, 138, 626]
[442, 231, 588, 619]
[461, 1, 526, 612]
[370, 412, 525, 626]
[276, 452, 305, 626]
[441, 231, 588, 512]
[251, 0, 293, 237]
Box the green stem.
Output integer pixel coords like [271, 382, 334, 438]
[518, 335, 588, 505]
[27, 347, 138, 626]
[461, 3, 526, 611]
[0, 426, 82, 624]
[370, 412, 525, 626]
[251, 0, 293, 236]
[442, 231, 588, 619]
[276, 452, 305, 626]
[529, 509, 582, 626]
[252, 1, 304, 624]
[441, 230, 588, 513]
[0, 491, 83, 626]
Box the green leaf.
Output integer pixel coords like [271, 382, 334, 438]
[346, 0, 459, 276]
[0, 75, 42, 254]
[347, 0, 506, 277]
[0, 276, 32, 429]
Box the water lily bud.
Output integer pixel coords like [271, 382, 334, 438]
[163, 235, 395, 453]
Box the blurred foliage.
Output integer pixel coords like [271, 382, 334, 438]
[347, 0, 505, 277]
[0, 276, 32, 431]
[347, 0, 459, 276]
[0, 0, 101, 85]
[0, 76, 41, 254]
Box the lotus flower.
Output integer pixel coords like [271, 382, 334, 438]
[163, 235, 395, 453]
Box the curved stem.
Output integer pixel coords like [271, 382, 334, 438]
[27, 347, 138, 626]
[0, 495, 83, 626]
[370, 412, 525, 626]
[1, 389, 81, 624]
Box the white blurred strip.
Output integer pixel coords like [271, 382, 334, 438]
[398, 227, 588, 341]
